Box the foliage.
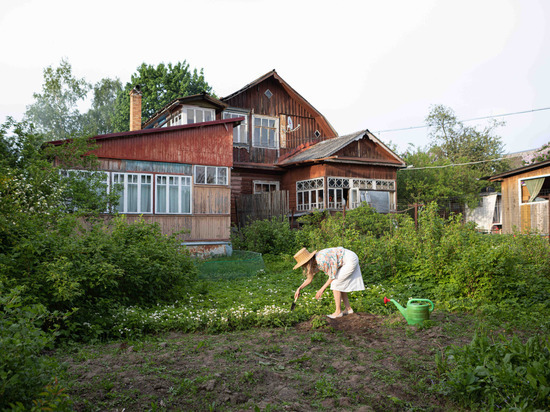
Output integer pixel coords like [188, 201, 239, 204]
[0, 286, 65, 409]
[82, 77, 123, 135]
[24, 58, 122, 140]
[112, 61, 214, 132]
[231, 217, 297, 255]
[398, 105, 510, 211]
[436, 332, 550, 410]
[24, 58, 91, 141]
[0, 118, 197, 341]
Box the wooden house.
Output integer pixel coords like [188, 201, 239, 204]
[219, 70, 406, 223]
[49, 91, 242, 255]
[488, 159, 550, 234]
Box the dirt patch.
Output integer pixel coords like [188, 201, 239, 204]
[60, 311, 473, 411]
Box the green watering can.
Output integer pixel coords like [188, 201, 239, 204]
[383, 297, 434, 325]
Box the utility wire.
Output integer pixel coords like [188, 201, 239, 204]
[399, 157, 509, 171]
[376, 106, 550, 134]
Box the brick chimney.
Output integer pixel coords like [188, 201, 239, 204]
[129, 86, 142, 131]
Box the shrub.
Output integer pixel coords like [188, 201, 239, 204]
[436, 332, 550, 410]
[0, 286, 65, 409]
[231, 217, 297, 255]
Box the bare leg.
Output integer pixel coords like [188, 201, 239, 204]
[332, 290, 342, 316]
[341, 292, 352, 312]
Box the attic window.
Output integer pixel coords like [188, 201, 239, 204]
[264, 89, 273, 99]
[314, 130, 321, 138]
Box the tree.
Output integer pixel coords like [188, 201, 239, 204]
[24, 58, 91, 141]
[24, 59, 123, 140]
[112, 61, 214, 132]
[83, 77, 123, 135]
[397, 105, 510, 211]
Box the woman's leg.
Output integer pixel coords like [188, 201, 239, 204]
[332, 290, 342, 315]
[341, 292, 352, 312]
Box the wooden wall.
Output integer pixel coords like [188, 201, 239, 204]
[500, 165, 550, 234]
[123, 215, 230, 241]
[93, 121, 233, 167]
[224, 76, 337, 164]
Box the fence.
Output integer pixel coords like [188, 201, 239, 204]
[235, 190, 289, 227]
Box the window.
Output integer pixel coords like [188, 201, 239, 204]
[167, 106, 215, 127]
[252, 115, 278, 148]
[520, 176, 550, 204]
[112, 173, 153, 214]
[156, 175, 191, 214]
[253, 181, 279, 193]
[194, 165, 228, 185]
[358, 190, 391, 213]
[60, 169, 110, 211]
[223, 111, 248, 144]
[328, 177, 350, 209]
[296, 178, 324, 211]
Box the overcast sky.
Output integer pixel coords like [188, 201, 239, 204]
[1, 0, 549, 154]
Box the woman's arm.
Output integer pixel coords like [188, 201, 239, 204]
[315, 278, 333, 300]
[294, 277, 313, 300]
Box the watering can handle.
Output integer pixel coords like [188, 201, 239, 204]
[408, 299, 434, 312]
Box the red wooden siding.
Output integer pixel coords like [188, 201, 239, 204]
[93, 123, 233, 167]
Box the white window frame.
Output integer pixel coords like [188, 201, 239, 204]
[296, 178, 324, 211]
[253, 180, 280, 194]
[252, 115, 279, 148]
[185, 106, 215, 124]
[194, 165, 229, 186]
[155, 175, 192, 214]
[519, 174, 550, 205]
[112, 172, 153, 214]
[223, 111, 248, 144]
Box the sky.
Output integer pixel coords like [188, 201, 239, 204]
[1, 0, 549, 155]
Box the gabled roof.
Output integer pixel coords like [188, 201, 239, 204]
[142, 93, 227, 129]
[278, 130, 406, 167]
[222, 70, 338, 137]
[488, 158, 550, 181]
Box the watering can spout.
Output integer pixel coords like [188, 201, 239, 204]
[383, 296, 407, 318]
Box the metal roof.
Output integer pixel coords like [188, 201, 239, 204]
[278, 129, 406, 167]
[488, 158, 550, 181]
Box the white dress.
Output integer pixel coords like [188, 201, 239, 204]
[315, 248, 365, 293]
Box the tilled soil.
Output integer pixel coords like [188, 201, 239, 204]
[61, 311, 473, 411]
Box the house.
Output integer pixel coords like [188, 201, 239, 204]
[218, 70, 406, 223]
[48, 70, 406, 254]
[488, 159, 550, 235]
[49, 88, 242, 256]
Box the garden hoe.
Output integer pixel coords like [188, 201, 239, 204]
[291, 297, 297, 311]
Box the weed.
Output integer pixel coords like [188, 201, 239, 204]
[315, 377, 337, 399]
[310, 332, 327, 343]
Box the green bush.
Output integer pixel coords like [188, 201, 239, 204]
[436, 332, 550, 410]
[0, 286, 65, 409]
[231, 217, 297, 255]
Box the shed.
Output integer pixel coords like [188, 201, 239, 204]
[488, 159, 550, 234]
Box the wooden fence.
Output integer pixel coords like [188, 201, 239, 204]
[235, 190, 290, 227]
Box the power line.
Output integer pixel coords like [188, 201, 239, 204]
[399, 157, 509, 171]
[376, 106, 550, 134]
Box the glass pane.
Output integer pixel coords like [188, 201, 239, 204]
[218, 168, 227, 185]
[196, 110, 203, 123]
[157, 184, 166, 213]
[181, 185, 190, 213]
[367, 191, 390, 213]
[207, 167, 216, 184]
[261, 128, 267, 146]
[187, 109, 194, 124]
[169, 184, 179, 213]
[240, 124, 247, 143]
[141, 179, 151, 213]
[269, 129, 275, 147]
[127, 181, 138, 213]
[233, 127, 239, 143]
[268, 119, 275, 128]
[254, 117, 262, 127]
[195, 166, 205, 184]
[298, 192, 303, 205]
[253, 128, 260, 146]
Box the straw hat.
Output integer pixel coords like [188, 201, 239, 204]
[293, 247, 317, 270]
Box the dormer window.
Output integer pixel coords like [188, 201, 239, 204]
[167, 106, 215, 127]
